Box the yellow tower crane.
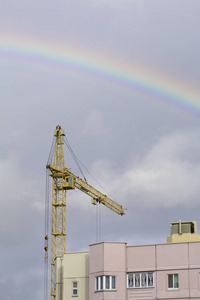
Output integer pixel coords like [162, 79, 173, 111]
[44, 125, 125, 300]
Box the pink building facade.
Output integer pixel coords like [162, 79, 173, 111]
[89, 241, 200, 300]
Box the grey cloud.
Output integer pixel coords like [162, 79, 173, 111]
[1, 1, 200, 299]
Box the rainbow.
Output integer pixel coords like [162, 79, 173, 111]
[1, 31, 200, 120]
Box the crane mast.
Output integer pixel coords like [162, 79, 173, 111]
[47, 126, 67, 300]
[45, 125, 125, 300]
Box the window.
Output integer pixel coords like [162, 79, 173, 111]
[127, 272, 154, 288]
[168, 274, 179, 289]
[95, 276, 116, 291]
[72, 281, 78, 296]
[112, 276, 116, 289]
[198, 272, 200, 289]
[100, 276, 103, 290]
[106, 276, 110, 289]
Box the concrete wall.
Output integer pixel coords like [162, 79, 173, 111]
[90, 242, 127, 300]
[126, 241, 200, 300]
[56, 251, 89, 300]
[126, 244, 156, 299]
[89, 241, 200, 300]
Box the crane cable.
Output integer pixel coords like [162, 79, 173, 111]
[64, 136, 117, 200]
[47, 135, 56, 165]
[96, 202, 101, 242]
[44, 137, 55, 300]
[44, 168, 50, 300]
[63, 136, 105, 242]
[63, 136, 87, 182]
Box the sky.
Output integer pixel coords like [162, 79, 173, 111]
[1, 0, 200, 299]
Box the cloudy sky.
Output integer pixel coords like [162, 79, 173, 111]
[1, 0, 200, 299]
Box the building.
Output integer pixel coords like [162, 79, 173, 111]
[56, 221, 200, 300]
[167, 220, 200, 243]
[56, 251, 89, 300]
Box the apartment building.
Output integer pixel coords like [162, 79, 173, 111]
[56, 220, 200, 300]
